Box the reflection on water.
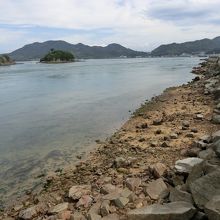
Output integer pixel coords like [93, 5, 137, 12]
[0, 57, 200, 204]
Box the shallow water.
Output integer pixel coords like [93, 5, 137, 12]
[0, 57, 200, 202]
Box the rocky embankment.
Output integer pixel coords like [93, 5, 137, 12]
[1, 57, 220, 220]
[0, 55, 15, 66]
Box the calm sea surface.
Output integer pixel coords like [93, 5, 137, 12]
[0, 57, 200, 202]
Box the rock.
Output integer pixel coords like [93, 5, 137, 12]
[190, 170, 220, 209]
[88, 202, 101, 216]
[170, 133, 178, 139]
[205, 195, 220, 220]
[193, 211, 208, 220]
[140, 123, 148, 129]
[198, 148, 215, 160]
[71, 212, 86, 220]
[169, 187, 193, 204]
[175, 157, 204, 174]
[57, 210, 71, 220]
[49, 202, 69, 214]
[100, 200, 110, 217]
[87, 213, 102, 220]
[182, 120, 190, 127]
[19, 206, 38, 220]
[102, 189, 123, 201]
[102, 214, 120, 220]
[186, 147, 201, 157]
[212, 114, 220, 124]
[191, 128, 198, 133]
[195, 141, 207, 150]
[100, 184, 116, 195]
[114, 157, 129, 168]
[153, 119, 162, 125]
[68, 185, 91, 200]
[199, 135, 212, 143]
[127, 202, 196, 220]
[114, 196, 129, 208]
[120, 188, 134, 201]
[185, 133, 194, 138]
[161, 142, 170, 148]
[76, 195, 93, 208]
[145, 178, 168, 200]
[149, 163, 167, 178]
[125, 178, 141, 191]
[196, 114, 204, 120]
[212, 140, 220, 157]
[155, 129, 162, 134]
[212, 130, 220, 142]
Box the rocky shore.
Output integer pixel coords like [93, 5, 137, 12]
[1, 57, 220, 220]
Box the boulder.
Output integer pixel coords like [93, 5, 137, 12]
[212, 130, 220, 142]
[68, 185, 91, 200]
[189, 170, 220, 209]
[205, 195, 220, 220]
[145, 178, 168, 200]
[149, 163, 167, 178]
[212, 140, 220, 157]
[175, 157, 203, 174]
[48, 202, 69, 214]
[198, 149, 215, 160]
[169, 187, 193, 204]
[19, 206, 38, 220]
[212, 115, 220, 124]
[125, 178, 141, 191]
[127, 202, 196, 220]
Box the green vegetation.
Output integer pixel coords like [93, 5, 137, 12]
[40, 49, 75, 63]
[0, 54, 14, 66]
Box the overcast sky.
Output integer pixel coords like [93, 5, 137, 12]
[0, 0, 220, 53]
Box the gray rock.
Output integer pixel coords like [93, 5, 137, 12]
[88, 213, 102, 220]
[190, 170, 220, 209]
[205, 195, 220, 220]
[193, 211, 208, 220]
[100, 184, 116, 195]
[212, 114, 220, 124]
[19, 206, 38, 220]
[212, 130, 220, 142]
[114, 157, 129, 168]
[102, 214, 120, 220]
[114, 196, 129, 208]
[149, 163, 167, 178]
[182, 120, 190, 127]
[100, 200, 110, 217]
[169, 187, 193, 204]
[127, 202, 196, 220]
[145, 178, 168, 200]
[175, 157, 204, 174]
[212, 140, 220, 157]
[198, 148, 215, 160]
[125, 178, 141, 191]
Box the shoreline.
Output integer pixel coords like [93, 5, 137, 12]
[1, 57, 220, 219]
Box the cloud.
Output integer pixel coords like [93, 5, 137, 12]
[0, 0, 220, 53]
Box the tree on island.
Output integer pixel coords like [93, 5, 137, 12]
[0, 54, 15, 66]
[40, 49, 75, 63]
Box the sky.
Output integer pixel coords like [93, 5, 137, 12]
[0, 0, 220, 53]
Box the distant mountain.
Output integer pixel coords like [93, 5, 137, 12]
[8, 40, 149, 61]
[151, 37, 220, 56]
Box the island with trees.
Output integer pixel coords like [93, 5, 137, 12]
[40, 49, 75, 63]
[0, 54, 15, 66]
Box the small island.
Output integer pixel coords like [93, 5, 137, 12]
[40, 49, 75, 63]
[0, 54, 15, 66]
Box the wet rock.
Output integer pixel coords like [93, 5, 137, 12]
[68, 185, 91, 200]
[205, 195, 220, 220]
[127, 202, 196, 220]
[149, 162, 167, 178]
[169, 187, 193, 204]
[145, 178, 168, 200]
[19, 206, 38, 220]
[125, 178, 141, 191]
[49, 202, 69, 214]
[190, 170, 220, 209]
[175, 157, 204, 174]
